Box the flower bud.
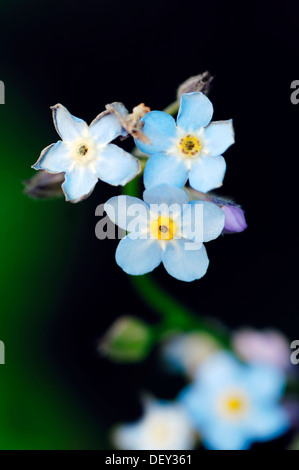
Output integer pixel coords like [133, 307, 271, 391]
[221, 203, 247, 234]
[177, 71, 214, 99]
[24, 171, 64, 199]
[98, 316, 152, 363]
[184, 188, 247, 235]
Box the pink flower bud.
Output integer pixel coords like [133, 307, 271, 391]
[221, 203, 247, 234]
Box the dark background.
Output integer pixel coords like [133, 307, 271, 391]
[0, 0, 299, 449]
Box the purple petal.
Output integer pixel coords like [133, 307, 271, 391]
[222, 204, 247, 234]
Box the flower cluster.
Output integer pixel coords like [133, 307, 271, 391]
[104, 184, 225, 282]
[32, 89, 246, 281]
[113, 347, 290, 451]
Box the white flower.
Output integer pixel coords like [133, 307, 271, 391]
[113, 398, 196, 450]
[32, 104, 140, 203]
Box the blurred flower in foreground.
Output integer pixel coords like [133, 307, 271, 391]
[161, 332, 221, 378]
[105, 184, 225, 282]
[179, 352, 289, 450]
[98, 316, 152, 363]
[232, 328, 291, 371]
[135, 92, 234, 193]
[113, 398, 196, 450]
[32, 104, 140, 203]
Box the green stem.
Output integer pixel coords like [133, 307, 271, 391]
[123, 176, 230, 347]
[162, 100, 180, 116]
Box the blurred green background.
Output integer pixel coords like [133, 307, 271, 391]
[0, 86, 106, 449]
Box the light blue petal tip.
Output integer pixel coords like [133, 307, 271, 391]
[116, 237, 162, 275]
[189, 155, 226, 193]
[177, 92, 214, 132]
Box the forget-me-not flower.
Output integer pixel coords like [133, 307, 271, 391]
[113, 398, 196, 450]
[232, 329, 291, 372]
[135, 92, 234, 193]
[32, 104, 140, 202]
[104, 184, 225, 282]
[179, 351, 289, 450]
[162, 332, 220, 378]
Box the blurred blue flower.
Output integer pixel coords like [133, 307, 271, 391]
[113, 398, 196, 450]
[104, 184, 225, 282]
[135, 92, 234, 193]
[32, 104, 140, 203]
[161, 332, 220, 378]
[179, 351, 289, 450]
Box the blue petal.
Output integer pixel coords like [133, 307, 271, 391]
[202, 425, 251, 451]
[177, 92, 213, 132]
[32, 141, 72, 173]
[143, 152, 189, 189]
[179, 384, 214, 429]
[204, 120, 235, 156]
[95, 144, 140, 186]
[194, 352, 241, 387]
[134, 111, 177, 155]
[161, 239, 209, 282]
[246, 406, 289, 442]
[181, 201, 225, 243]
[244, 363, 286, 402]
[143, 184, 189, 207]
[62, 166, 98, 202]
[104, 195, 149, 231]
[189, 155, 226, 193]
[180, 382, 251, 450]
[89, 113, 126, 145]
[116, 236, 162, 275]
[51, 104, 88, 141]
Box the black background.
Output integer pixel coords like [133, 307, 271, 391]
[2, 0, 299, 444]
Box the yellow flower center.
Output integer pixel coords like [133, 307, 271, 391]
[151, 216, 177, 240]
[179, 134, 202, 157]
[78, 145, 88, 156]
[218, 391, 249, 420]
[149, 421, 171, 443]
[225, 397, 244, 413]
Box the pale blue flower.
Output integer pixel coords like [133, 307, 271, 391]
[32, 104, 140, 202]
[162, 332, 220, 378]
[135, 92, 234, 193]
[179, 352, 289, 450]
[104, 184, 225, 282]
[113, 398, 196, 450]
